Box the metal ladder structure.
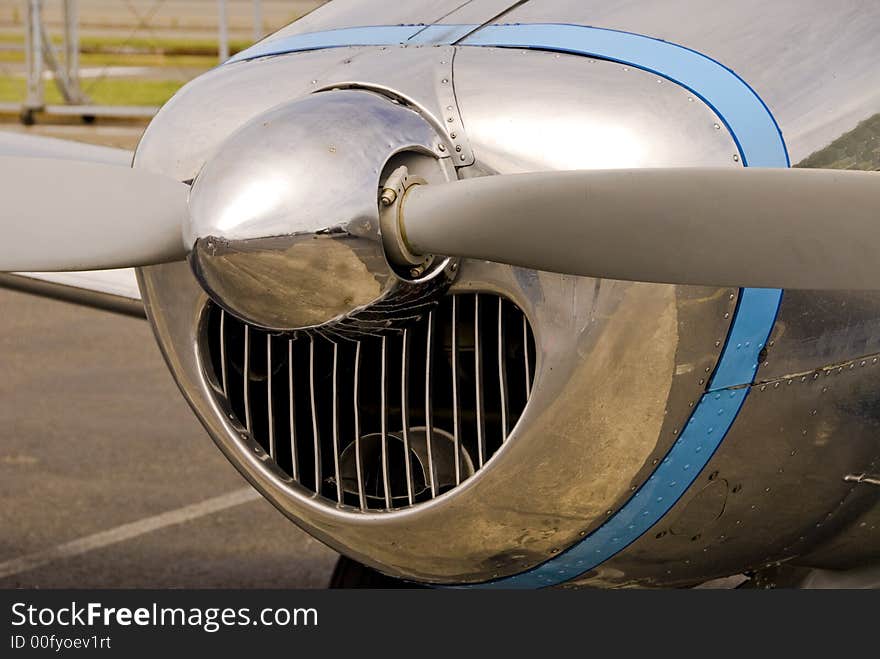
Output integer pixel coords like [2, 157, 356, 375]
[22, 0, 88, 124]
[16, 0, 268, 125]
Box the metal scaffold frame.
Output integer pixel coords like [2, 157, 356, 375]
[16, 0, 267, 125]
[22, 0, 90, 124]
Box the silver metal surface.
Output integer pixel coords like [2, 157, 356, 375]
[424, 310, 438, 497]
[309, 336, 320, 493]
[501, 0, 880, 164]
[353, 341, 365, 509]
[474, 293, 485, 468]
[451, 295, 461, 486]
[401, 328, 415, 506]
[266, 334, 275, 459]
[498, 297, 509, 439]
[137, 42, 742, 582]
[577, 355, 880, 588]
[380, 335, 391, 509]
[242, 323, 251, 432]
[288, 339, 299, 482]
[331, 342, 342, 504]
[187, 89, 455, 332]
[453, 46, 738, 175]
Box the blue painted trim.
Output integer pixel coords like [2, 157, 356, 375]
[708, 288, 782, 391]
[466, 388, 751, 588]
[224, 23, 788, 587]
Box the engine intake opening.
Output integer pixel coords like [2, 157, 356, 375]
[203, 293, 536, 511]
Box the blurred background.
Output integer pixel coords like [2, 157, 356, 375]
[0, 0, 325, 145]
[0, 0, 343, 589]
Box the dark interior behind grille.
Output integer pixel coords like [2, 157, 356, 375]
[205, 293, 536, 511]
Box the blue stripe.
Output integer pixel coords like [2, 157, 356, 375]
[224, 23, 787, 587]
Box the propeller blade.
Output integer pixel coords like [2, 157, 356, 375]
[0, 157, 189, 271]
[400, 167, 880, 290]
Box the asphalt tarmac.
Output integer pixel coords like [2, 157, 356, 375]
[0, 251, 338, 589]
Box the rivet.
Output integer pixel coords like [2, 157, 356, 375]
[441, 78, 449, 84]
[723, 312, 730, 319]
[460, 154, 466, 161]
[715, 340, 721, 347]
[455, 145, 462, 152]
[446, 117, 454, 123]
[714, 123, 721, 130]
[437, 144, 446, 152]
[733, 154, 740, 162]
[450, 132, 457, 139]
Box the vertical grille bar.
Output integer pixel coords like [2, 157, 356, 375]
[331, 342, 342, 504]
[309, 336, 321, 494]
[243, 324, 252, 432]
[523, 313, 532, 398]
[401, 328, 415, 506]
[451, 296, 462, 485]
[288, 339, 299, 482]
[267, 334, 276, 459]
[219, 310, 228, 396]
[380, 335, 392, 509]
[208, 293, 535, 512]
[425, 310, 438, 498]
[474, 294, 486, 468]
[353, 340, 367, 510]
[498, 298, 509, 439]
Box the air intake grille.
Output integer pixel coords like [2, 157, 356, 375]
[204, 294, 536, 511]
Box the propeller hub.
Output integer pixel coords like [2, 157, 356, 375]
[187, 89, 455, 332]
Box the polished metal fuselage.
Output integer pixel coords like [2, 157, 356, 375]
[137, 0, 880, 587]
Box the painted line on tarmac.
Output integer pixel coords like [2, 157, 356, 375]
[0, 487, 261, 579]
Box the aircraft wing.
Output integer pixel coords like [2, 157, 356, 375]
[0, 132, 144, 317]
